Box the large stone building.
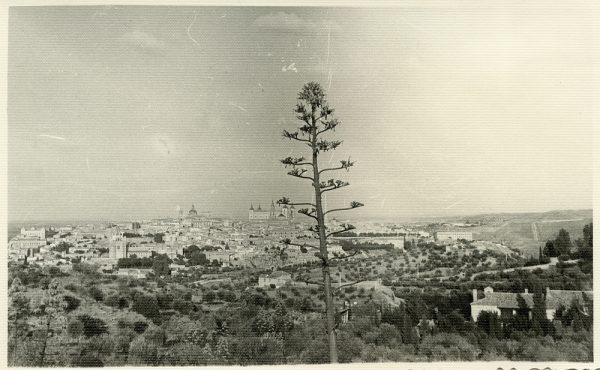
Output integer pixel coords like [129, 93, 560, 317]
[181, 205, 215, 227]
[249, 201, 295, 221]
[109, 236, 127, 259]
[9, 227, 47, 260]
[20, 227, 46, 239]
[435, 231, 473, 241]
[109, 235, 183, 260]
[267, 226, 304, 239]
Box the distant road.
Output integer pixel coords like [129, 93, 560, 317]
[470, 257, 561, 281]
[538, 218, 584, 223]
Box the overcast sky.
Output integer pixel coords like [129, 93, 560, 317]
[8, 5, 596, 222]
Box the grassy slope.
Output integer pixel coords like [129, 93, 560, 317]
[470, 210, 592, 257]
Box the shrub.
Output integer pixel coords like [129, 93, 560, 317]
[63, 295, 81, 312]
[71, 352, 104, 367]
[76, 315, 108, 337]
[420, 333, 480, 361]
[72, 263, 100, 276]
[64, 283, 78, 292]
[67, 319, 84, 338]
[156, 292, 174, 310]
[131, 293, 161, 324]
[88, 286, 104, 302]
[105, 294, 129, 309]
[133, 321, 149, 334]
[173, 299, 193, 315]
[204, 291, 216, 303]
[162, 342, 205, 365]
[128, 337, 158, 365]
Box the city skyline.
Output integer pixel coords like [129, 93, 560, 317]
[8, 6, 595, 222]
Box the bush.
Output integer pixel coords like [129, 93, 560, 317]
[360, 343, 421, 362]
[230, 336, 284, 365]
[131, 293, 161, 324]
[173, 299, 193, 315]
[72, 263, 100, 276]
[133, 321, 149, 334]
[71, 352, 104, 367]
[420, 333, 480, 361]
[88, 286, 104, 302]
[144, 326, 166, 346]
[48, 266, 63, 276]
[63, 295, 81, 312]
[204, 291, 216, 303]
[67, 319, 84, 338]
[76, 315, 109, 337]
[162, 342, 205, 365]
[105, 294, 129, 309]
[128, 337, 158, 365]
[64, 283, 78, 292]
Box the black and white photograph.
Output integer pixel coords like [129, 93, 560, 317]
[4, 2, 598, 367]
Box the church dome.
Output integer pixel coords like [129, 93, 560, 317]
[189, 205, 198, 215]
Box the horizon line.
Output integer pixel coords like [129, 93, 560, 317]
[7, 208, 593, 225]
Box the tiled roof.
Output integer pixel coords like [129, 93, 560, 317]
[472, 290, 593, 310]
[267, 270, 291, 278]
[472, 292, 534, 309]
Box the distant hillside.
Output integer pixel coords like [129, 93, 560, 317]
[448, 209, 591, 224]
[468, 210, 592, 257]
[7, 224, 22, 242]
[535, 219, 593, 244]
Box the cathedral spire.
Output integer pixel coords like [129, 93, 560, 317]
[270, 199, 276, 219]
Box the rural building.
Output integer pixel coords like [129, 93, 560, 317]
[258, 270, 292, 288]
[116, 268, 153, 279]
[471, 286, 592, 322]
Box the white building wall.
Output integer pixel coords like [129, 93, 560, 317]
[21, 228, 46, 239]
[249, 211, 270, 220]
[436, 231, 473, 241]
[471, 305, 501, 321]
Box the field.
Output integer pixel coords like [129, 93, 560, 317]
[466, 210, 592, 257]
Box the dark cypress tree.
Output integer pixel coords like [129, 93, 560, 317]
[514, 294, 531, 332]
[554, 229, 573, 256]
[543, 240, 558, 258]
[531, 287, 551, 336]
[580, 223, 593, 260]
